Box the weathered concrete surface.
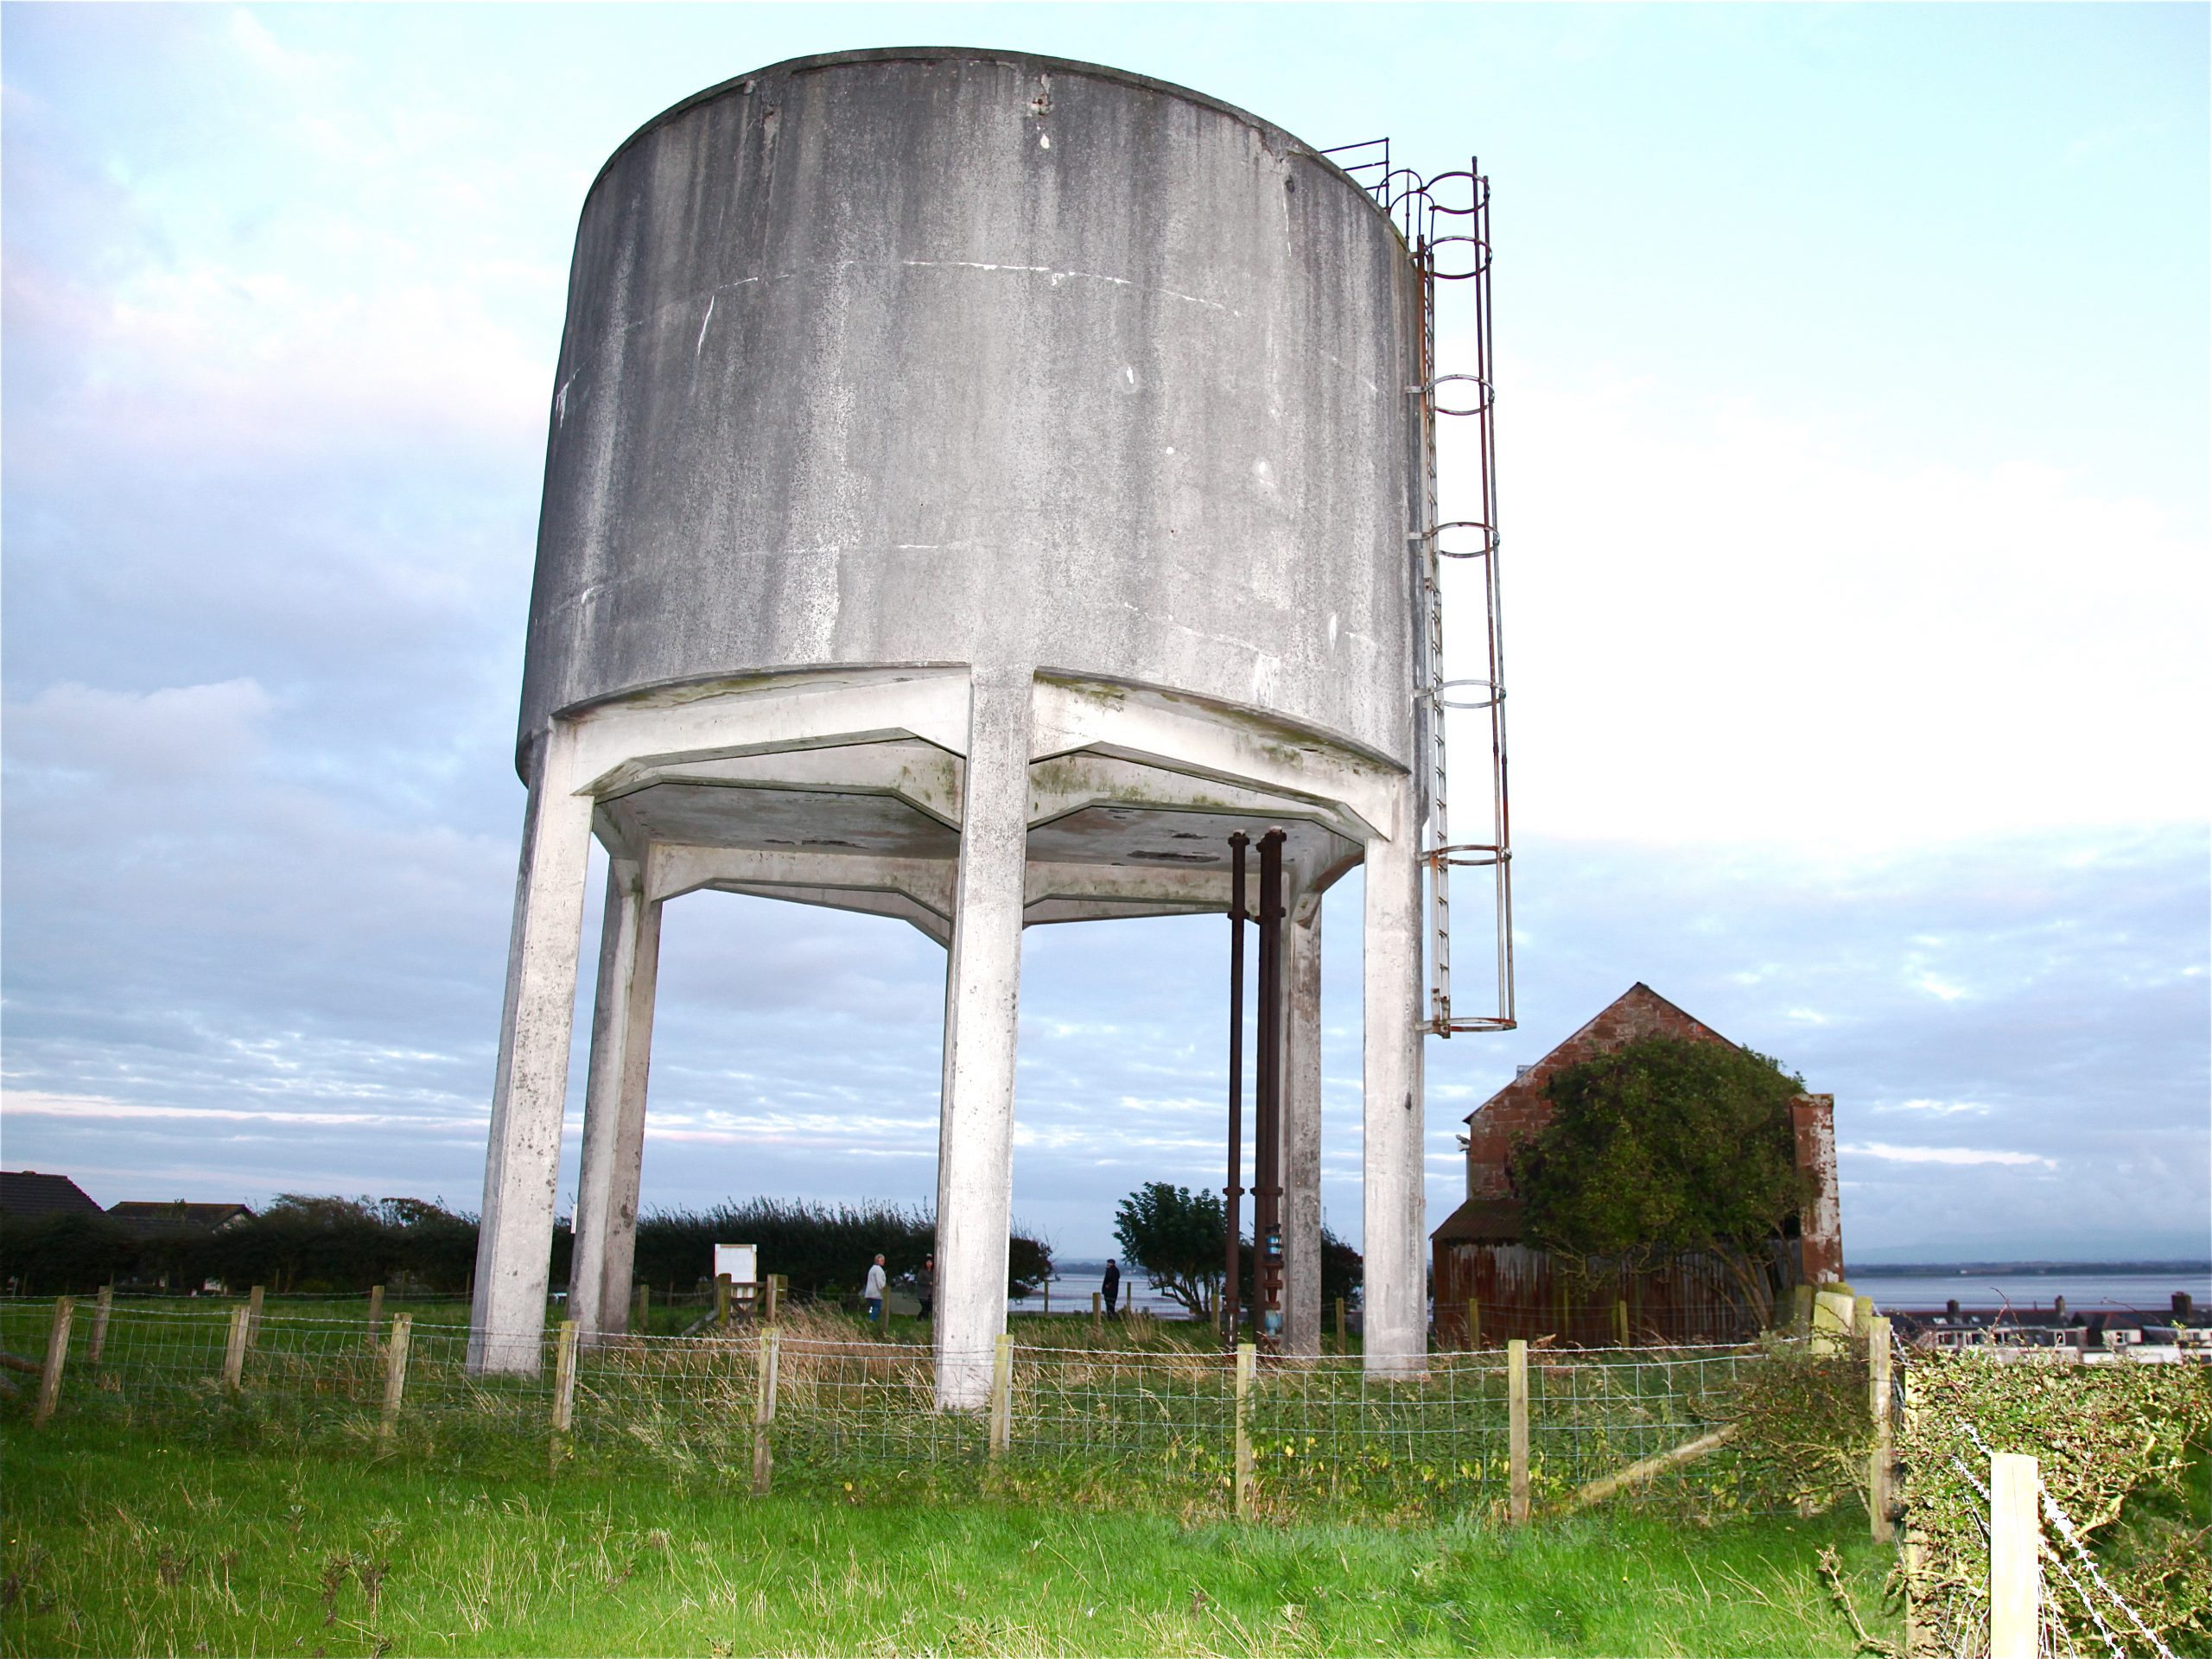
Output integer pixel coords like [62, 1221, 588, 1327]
[469, 729, 595, 1375]
[934, 668, 1033, 1408]
[569, 860, 661, 1340]
[522, 48, 1421, 774]
[476, 51, 1441, 1386]
[1281, 890, 1324, 1355]
[1362, 777, 1426, 1375]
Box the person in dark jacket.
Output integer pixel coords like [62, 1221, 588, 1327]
[918, 1255, 935, 1322]
[1102, 1258, 1122, 1319]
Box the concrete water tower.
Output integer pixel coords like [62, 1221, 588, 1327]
[468, 48, 1513, 1403]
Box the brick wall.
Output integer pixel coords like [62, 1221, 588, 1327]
[1462, 982, 1726, 1199]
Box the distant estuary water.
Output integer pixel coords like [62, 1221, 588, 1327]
[1011, 1265, 2212, 1321]
[1853, 1267, 2210, 1314]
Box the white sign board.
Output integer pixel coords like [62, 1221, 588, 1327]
[712, 1243, 758, 1286]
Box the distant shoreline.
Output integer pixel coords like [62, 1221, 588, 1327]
[1845, 1261, 2210, 1277]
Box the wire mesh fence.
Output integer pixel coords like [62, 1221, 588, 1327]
[1, 1296, 1861, 1522]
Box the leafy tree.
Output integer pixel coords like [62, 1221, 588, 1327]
[1507, 1036, 1810, 1325]
[1113, 1182, 1229, 1320]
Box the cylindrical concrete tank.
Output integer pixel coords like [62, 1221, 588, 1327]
[524, 47, 1422, 767]
[475, 49, 1436, 1399]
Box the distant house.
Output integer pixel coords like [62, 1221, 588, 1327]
[0, 1170, 105, 1219]
[107, 1200, 256, 1234]
[1431, 982, 1843, 1345]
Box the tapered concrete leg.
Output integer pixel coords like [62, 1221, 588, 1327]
[935, 668, 1033, 1409]
[570, 857, 662, 1341]
[1362, 778, 1427, 1376]
[469, 725, 596, 1374]
[1282, 892, 1324, 1356]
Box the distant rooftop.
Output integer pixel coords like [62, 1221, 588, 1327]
[0, 1169, 105, 1219]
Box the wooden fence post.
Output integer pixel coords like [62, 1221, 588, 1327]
[1335, 1297, 1346, 1352]
[549, 1319, 579, 1472]
[1612, 1297, 1629, 1347]
[551, 1319, 579, 1432]
[988, 1333, 1013, 1459]
[223, 1306, 250, 1391]
[1508, 1338, 1530, 1523]
[752, 1328, 779, 1497]
[1092, 1291, 1103, 1336]
[765, 1274, 781, 1324]
[632, 1283, 650, 1333]
[378, 1315, 412, 1450]
[365, 1285, 384, 1350]
[1988, 1453, 2039, 1659]
[1867, 1315, 1894, 1542]
[1466, 1296, 1481, 1351]
[34, 1298, 73, 1427]
[245, 1284, 265, 1351]
[1234, 1341, 1255, 1519]
[88, 1284, 113, 1370]
[715, 1273, 732, 1331]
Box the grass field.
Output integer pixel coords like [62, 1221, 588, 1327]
[1, 1415, 1899, 1657]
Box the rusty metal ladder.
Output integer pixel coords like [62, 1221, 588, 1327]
[1327, 143, 1516, 1036]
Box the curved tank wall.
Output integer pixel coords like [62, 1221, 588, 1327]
[522, 47, 1424, 772]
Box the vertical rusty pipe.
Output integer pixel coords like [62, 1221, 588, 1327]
[1224, 832, 1248, 1348]
[1256, 829, 1287, 1349]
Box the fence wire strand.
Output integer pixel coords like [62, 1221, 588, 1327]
[5, 1300, 1824, 1520]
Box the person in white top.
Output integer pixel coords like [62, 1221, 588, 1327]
[863, 1254, 887, 1324]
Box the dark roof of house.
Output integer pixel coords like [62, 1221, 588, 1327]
[106, 1201, 255, 1231]
[0, 1170, 105, 1218]
[1431, 1198, 1528, 1244]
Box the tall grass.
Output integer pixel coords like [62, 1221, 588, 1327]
[0, 1415, 1898, 1657]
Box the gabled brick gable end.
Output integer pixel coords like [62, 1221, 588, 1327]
[1461, 983, 1728, 1202]
[1448, 982, 1845, 1298]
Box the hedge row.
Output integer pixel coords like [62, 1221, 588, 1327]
[0, 1195, 1052, 1302]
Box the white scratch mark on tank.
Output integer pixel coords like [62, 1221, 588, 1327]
[1124, 365, 1136, 385]
[695, 294, 715, 358]
[618, 263, 1250, 341]
[1039, 132, 1051, 149]
[554, 378, 572, 426]
[1328, 613, 1339, 649]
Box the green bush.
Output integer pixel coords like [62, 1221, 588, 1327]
[1900, 1353, 2211, 1656]
[630, 1199, 1052, 1301]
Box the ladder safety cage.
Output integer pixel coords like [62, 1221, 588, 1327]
[1322, 142, 1516, 1038]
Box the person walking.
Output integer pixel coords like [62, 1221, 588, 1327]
[1103, 1257, 1122, 1319]
[863, 1253, 887, 1324]
[918, 1254, 935, 1322]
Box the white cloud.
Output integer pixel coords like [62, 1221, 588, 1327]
[1443, 372, 2210, 845]
[4, 678, 273, 781]
[1875, 1098, 1993, 1117]
[1, 1088, 478, 1132]
[1841, 1141, 2057, 1170]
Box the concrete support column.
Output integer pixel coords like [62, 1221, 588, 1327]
[469, 725, 596, 1374]
[1281, 891, 1324, 1356]
[934, 668, 1033, 1409]
[1361, 777, 1427, 1376]
[569, 856, 663, 1340]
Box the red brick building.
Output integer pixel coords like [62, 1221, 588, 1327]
[1432, 983, 1842, 1345]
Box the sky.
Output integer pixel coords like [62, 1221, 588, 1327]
[3, 3, 2206, 1267]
